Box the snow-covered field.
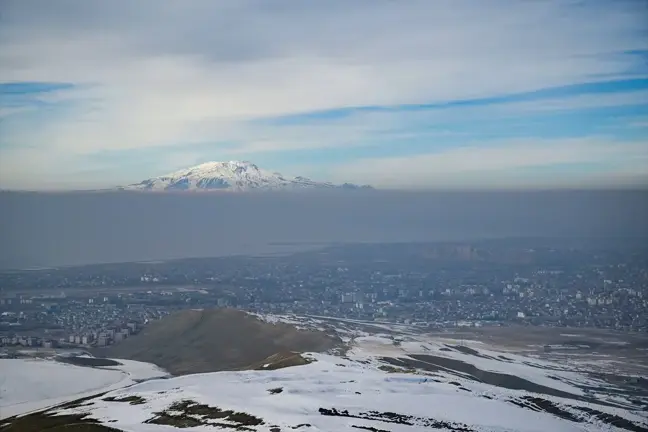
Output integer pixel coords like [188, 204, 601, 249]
[0, 357, 168, 419]
[47, 352, 647, 432]
[253, 313, 641, 394]
[2, 313, 647, 432]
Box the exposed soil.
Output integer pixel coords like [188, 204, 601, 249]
[247, 351, 314, 371]
[144, 399, 265, 430]
[0, 393, 114, 432]
[319, 407, 476, 432]
[102, 395, 146, 405]
[99, 308, 340, 375]
[55, 356, 122, 368]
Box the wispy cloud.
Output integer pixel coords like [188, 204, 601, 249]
[0, 0, 647, 188]
[330, 138, 648, 189]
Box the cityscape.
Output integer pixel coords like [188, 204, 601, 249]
[2, 0, 647, 430]
[1, 239, 646, 350]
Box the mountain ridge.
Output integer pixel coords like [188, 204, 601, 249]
[119, 160, 373, 192]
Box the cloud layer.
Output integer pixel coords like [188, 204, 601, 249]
[0, 0, 647, 189]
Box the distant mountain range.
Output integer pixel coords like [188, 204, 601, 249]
[119, 161, 373, 192]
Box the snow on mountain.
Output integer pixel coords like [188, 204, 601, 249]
[119, 161, 373, 192]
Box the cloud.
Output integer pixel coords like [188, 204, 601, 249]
[0, 0, 647, 188]
[489, 89, 648, 114]
[330, 138, 648, 189]
[0, 106, 32, 118]
[1, 86, 647, 189]
[4, 85, 647, 154]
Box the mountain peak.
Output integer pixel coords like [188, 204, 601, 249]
[121, 161, 373, 192]
[167, 160, 258, 175]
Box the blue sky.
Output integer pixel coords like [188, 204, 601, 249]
[0, 0, 647, 189]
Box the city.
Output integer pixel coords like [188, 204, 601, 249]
[1, 239, 646, 350]
[2, 1, 647, 430]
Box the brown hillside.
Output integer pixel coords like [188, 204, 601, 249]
[99, 308, 340, 375]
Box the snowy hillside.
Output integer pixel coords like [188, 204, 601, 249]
[119, 161, 373, 192]
[3, 313, 646, 431]
[31, 351, 647, 432]
[0, 357, 168, 419]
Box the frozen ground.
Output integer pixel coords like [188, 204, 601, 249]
[49, 352, 647, 432]
[3, 312, 647, 431]
[0, 357, 168, 419]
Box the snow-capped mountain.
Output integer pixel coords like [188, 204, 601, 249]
[119, 161, 372, 192]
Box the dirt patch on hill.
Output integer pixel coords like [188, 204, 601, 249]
[246, 351, 315, 371]
[0, 412, 120, 432]
[0, 393, 115, 432]
[380, 354, 613, 405]
[99, 308, 340, 375]
[56, 356, 122, 368]
[145, 399, 264, 430]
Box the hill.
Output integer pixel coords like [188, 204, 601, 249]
[99, 309, 341, 375]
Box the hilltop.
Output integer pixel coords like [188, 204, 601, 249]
[99, 308, 341, 375]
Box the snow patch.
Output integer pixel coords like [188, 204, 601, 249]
[0, 357, 168, 419]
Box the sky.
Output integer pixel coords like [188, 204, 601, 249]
[0, 0, 647, 190]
